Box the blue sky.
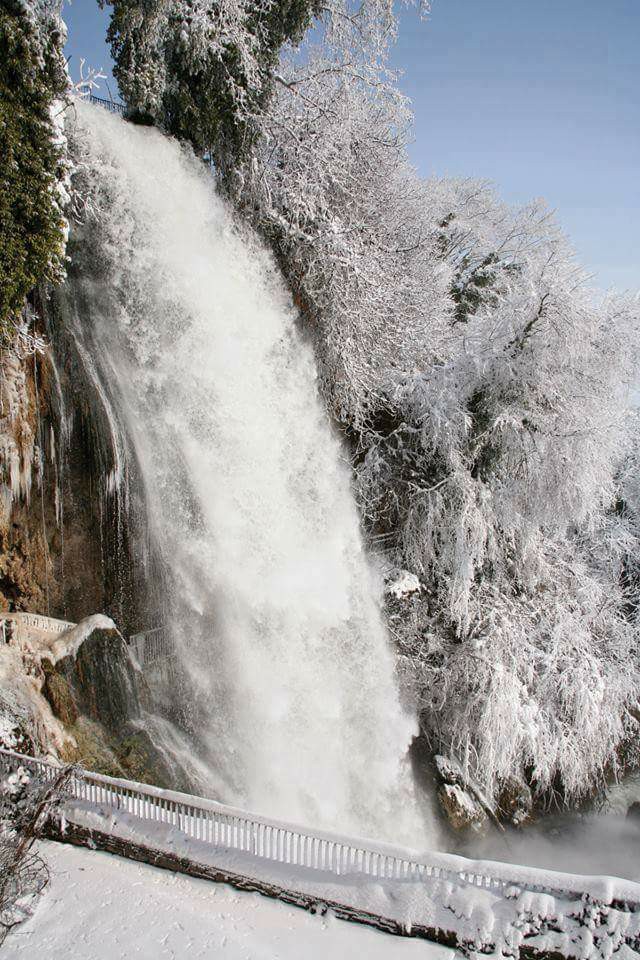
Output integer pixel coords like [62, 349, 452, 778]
[63, 1, 639, 292]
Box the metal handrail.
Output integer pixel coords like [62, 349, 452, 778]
[88, 94, 125, 116]
[129, 626, 173, 666]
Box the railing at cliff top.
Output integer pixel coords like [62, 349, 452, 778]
[0, 612, 76, 643]
[88, 93, 126, 116]
[1, 748, 637, 906]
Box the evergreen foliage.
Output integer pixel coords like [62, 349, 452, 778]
[0, 0, 68, 337]
[101, 0, 322, 169]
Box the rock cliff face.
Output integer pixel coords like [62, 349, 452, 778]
[0, 292, 160, 629]
[0, 303, 140, 762]
[0, 305, 104, 620]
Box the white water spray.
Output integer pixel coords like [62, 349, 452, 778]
[62, 102, 431, 845]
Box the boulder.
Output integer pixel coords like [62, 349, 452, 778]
[55, 622, 142, 732]
[627, 802, 640, 824]
[438, 783, 489, 835]
[41, 661, 79, 727]
[498, 776, 533, 827]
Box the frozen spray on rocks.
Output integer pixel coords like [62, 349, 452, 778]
[57, 102, 435, 846]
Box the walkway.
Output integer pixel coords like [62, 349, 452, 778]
[1, 747, 639, 957]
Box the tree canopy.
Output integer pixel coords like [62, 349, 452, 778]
[101, 0, 322, 170]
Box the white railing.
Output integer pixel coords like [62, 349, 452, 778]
[1, 747, 440, 883]
[0, 612, 76, 645]
[129, 627, 173, 667]
[0, 612, 76, 636]
[1, 746, 636, 908]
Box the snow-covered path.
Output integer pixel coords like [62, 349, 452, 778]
[4, 842, 456, 959]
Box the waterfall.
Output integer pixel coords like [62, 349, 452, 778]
[58, 102, 433, 845]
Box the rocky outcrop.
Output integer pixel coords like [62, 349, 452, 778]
[438, 782, 488, 834]
[497, 776, 533, 827]
[36, 619, 194, 790]
[41, 662, 78, 726]
[53, 622, 139, 729]
[434, 755, 489, 835]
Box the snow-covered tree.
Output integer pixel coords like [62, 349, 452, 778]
[101, 0, 322, 167]
[361, 202, 640, 805]
[237, 1, 447, 424]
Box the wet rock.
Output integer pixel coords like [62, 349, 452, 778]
[438, 783, 489, 835]
[110, 727, 189, 792]
[60, 716, 125, 778]
[41, 660, 79, 727]
[498, 776, 533, 827]
[50, 623, 194, 791]
[56, 626, 142, 733]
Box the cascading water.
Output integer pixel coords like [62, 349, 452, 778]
[58, 102, 433, 845]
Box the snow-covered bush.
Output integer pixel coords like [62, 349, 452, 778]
[0, 759, 69, 946]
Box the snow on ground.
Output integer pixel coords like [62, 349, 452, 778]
[3, 841, 457, 960]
